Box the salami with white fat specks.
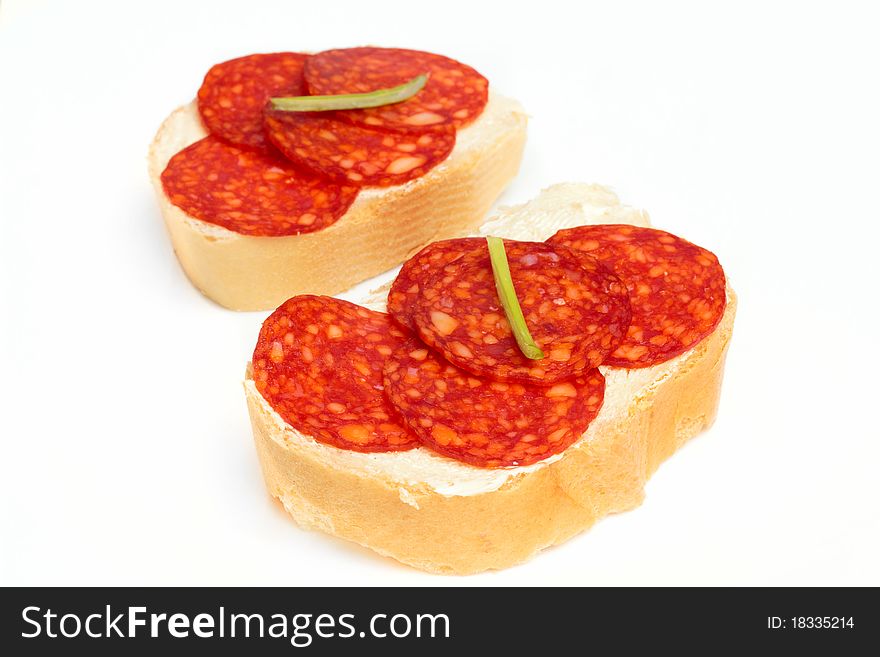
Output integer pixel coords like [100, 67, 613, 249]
[387, 238, 485, 331]
[547, 224, 726, 368]
[161, 136, 358, 237]
[197, 52, 309, 152]
[264, 110, 455, 187]
[410, 240, 631, 384]
[384, 342, 605, 467]
[253, 296, 418, 451]
[304, 47, 489, 132]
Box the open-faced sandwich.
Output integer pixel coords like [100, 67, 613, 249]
[245, 184, 736, 574]
[149, 47, 527, 310]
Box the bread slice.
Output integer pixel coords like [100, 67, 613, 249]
[148, 94, 527, 311]
[245, 183, 737, 574]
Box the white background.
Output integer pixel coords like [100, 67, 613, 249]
[1, 0, 878, 586]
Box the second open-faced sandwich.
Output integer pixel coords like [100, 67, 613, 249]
[149, 47, 526, 310]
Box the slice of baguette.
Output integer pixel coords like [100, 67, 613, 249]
[245, 183, 737, 574]
[148, 93, 527, 311]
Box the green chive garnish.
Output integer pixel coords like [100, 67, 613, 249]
[486, 236, 545, 360]
[270, 74, 428, 112]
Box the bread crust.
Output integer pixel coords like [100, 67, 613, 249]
[148, 95, 527, 311]
[244, 185, 737, 574]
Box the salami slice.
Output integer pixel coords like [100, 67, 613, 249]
[384, 342, 605, 467]
[253, 296, 419, 452]
[264, 110, 455, 187]
[160, 136, 358, 237]
[387, 238, 484, 331]
[197, 52, 308, 152]
[547, 225, 727, 368]
[411, 240, 631, 384]
[304, 47, 489, 132]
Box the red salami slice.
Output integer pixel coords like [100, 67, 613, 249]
[384, 342, 605, 467]
[253, 296, 419, 452]
[387, 238, 484, 331]
[197, 52, 308, 152]
[304, 47, 489, 132]
[411, 241, 631, 384]
[264, 110, 455, 187]
[547, 225, 727, 368]
[160, 136, 358, 237]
